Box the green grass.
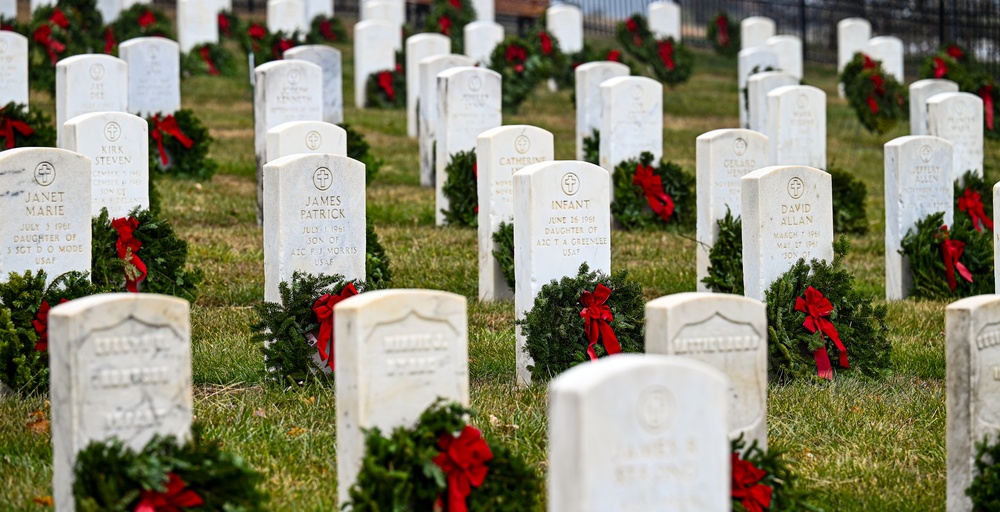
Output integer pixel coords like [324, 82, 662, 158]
[1, 27, 997, 511]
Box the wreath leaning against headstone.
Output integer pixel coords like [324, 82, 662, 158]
[441, 148, 478, 227]
[707, 11, 739, 57]
[105, 3, 175, 50]
[488, 36, 544, 113]
[29, 0, 104, 93]
[967, 434, 1000, 510]
[840, 53, 907, 134]
[145, 109, 217, 181]
[616, 14, 693, 87]
[491, 221, 515, 291]
[306, 13, 347, 44]
[702, 208, 744, 295]
[182, 42, 238, 78]
[426, 0, 475, 54]
[0, 102, 56, 151]
[365, 62, 405, 109]
[920, 43, 1000, 139]
[611, 151, 695, 230]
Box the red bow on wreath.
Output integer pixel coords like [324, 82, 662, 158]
[112, 217, 147, 293]
[657, 40, 676, 71]
[432, 425, 493, 512]
[731, 453, 773, 512]
[606, 50, 621, 62]
[150, 114, 194, 166]
[273, 38, 294, 59]
[979, 84, 994, 131]
[958, 188, 994, 232]
[138, 10, 156, 29]
[539, 31, 553, 56]
[103, 27, 117, 54]
[933, 56, 948, 78]
[438, 15, 452, 36]
[633, 163, 675, 223]
[0, 108, 34, 150]
[320, 19, 337, 41]
[448, 0, 462, 8]
[794, 286, 848, 380]
[940, 226, 973, 291]
[32, 298, 68, 352]
[625, 18, 642, 46]
[50, 8, 69, 29]
[579, 284, 622, 361]
[218, 13, 231, 37]
[33, 25, 65, 65]
[505, 44, 527, 73]
[377, 71, 396, 102]
[311, 283, 358, 372]
[134, 473, 203, 512]
[715, 16, 729, 47]
[947, 45, 964, 59]
[199, 46, 220, 76]
[862, 54, 876, 70]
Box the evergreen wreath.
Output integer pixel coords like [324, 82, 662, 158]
[0, 102, 56, 151]
[900, 211, 994, 300]
[366, 221, 393, 290]
[441, 148, 478, 227]
[919, 44, 1000, 139]
[702, 208, 744, 295]
[519, 263, 645, 382]
[343, 122, 383, 184]
[182, 42, 237, 78]
[91, 207, 203, 302]
[488, 36, 544, 113]
[29, 0, 105, 93]
[240, 22, 269, 63]
[105, 4, 174, 51]
[145, 109, 217, 181]
[491, 221, 515, 291]
[955, 170, 994, 229]
[266, 30, 302, 62]
[0, 270, 103, 395]
[217, 9, 241, 41]
[346, 399, 541, 511]
[707, 11, 739, 57]
[840, 53, 907, 134]
[828, 165, 869, 234]
[616, 14, 692, 87]
[365, 64, 406, 109]
[765, 238, 891, 382]
[73, 428, 268, 512]
[611, 151, 695, 231]
[426, 0, 475, 54]
[0, 15, 23, 33]
[968, 434, 1000, 511]
[731, 435, 816, 512]
[526, 27, 567, 83]
[306, 14, 347, 44]
[582, 128, 599, 165]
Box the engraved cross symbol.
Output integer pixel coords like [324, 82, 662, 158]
[105, 123, 120, 141]
[313, 167, 333, 190]
[787, 177, 804, 199]
[562, 173, 579, 195]
[306, 131, 321, 150]
[35, 162, 54, 186]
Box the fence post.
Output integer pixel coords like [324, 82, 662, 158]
[799, 0, 807, 63]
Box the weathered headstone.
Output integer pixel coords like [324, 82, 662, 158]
[884, 135, 954, 300]
[647, 1, 681, 41]
[645, 293, 767, 448]
[767, 84, 827, 169]
[837, 17, 871, 96]
[435, 66, 502, 226]
[928, 92, 984, 183]
[737, 47, 780, 128]
[253, 60, 324, 223]
[266, 120, 347, 162]
[263, 153, 365, 302]
[546, 4, 583, 53]
[418, 54, 476, 187]
[867, 35, 904, 82]
[746, 71, 797, 135]
[477, 125, 554, 301]
[575, 61, 629, 160]
[945, 295, 1000, 512]
[119, 37, 181, 117]
[304, 0, 333, 21]
[463, 21, 504, 65]
[353, 19, 400, 108]
[695, 129, 770, 292]
[548, 355, 730, 512]
[177, 0, 219, 53]
[267, 0, 307, 34]
[284, 45, 344, 125]
[741, 165, 834, 300]
[335, 289, 469, 506]
[910, 79, 960, 136]
[0, 148, 91, 282]
[740, 16, 775, 49]
[0, 32, 28, 106]
[405, 34, 450, 138]
[472, 0, 493, 22]
[599, 76, 662, 174]
[50, 294, 192, 512]
[97, 0, 122, 23]
[63, 112, 149, 218]
[55, 54, 128, 149]
[513, 161, 611, 386]
[766, 34, 803, 80]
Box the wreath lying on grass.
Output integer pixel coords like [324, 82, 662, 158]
[441, 149, 477, 227]
[29, 0, 104, 93]
[105, 4, 174, 50]
[92, 207, 203, 302]
[492, 221, 515, 291]
[0, 270, 102, 395]
[0, 102, 56, 150]
[218, 9, 241, 41]
[829, 165, 869, 234]
[731, 435, 815, 512]
[766, 238, 891, 382]
[145, 109, 217, 181]
[840, 53, 907, 134]
[346, 399, 541, 511]
[488, 36, 543, 113]
[365, 64, 406, 109]
[426, 0, 475, 54]
[708, 12, 739, 57]
[616, 14, 693, 87]
[306, 14, 347, 44]
[582, 128, 599, 165]
[702, 208, 744, 295]
[920, 44, 1000, 139]
[182, 42, 237, 78]
[968, 434, 1000, 510]
[343, 123, 383, 184]
[519, 263, 644, 382]
[900, 212, 994, 300]
[73, 429, 268, 512]
[612, 152, 695, 230]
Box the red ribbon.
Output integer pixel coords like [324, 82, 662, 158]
[151, 115, 194, 166]
[438, 15, 452, 36]
[980, 85, 994, 130]
[506, 44, 527, 73]
[432, 425, 492, 512]
[377, 71, 395, 102]
[606, 50, 621, 62]
[715, 16, 729, 47]
[626, 17, 642, 46]
[320, 19, 337, 41]
[134, 473, 203, 512]
[32, 298, 68, 352]
[112, 217, 147, 293]
[861, 54, 876, 70]
[311, 283, 358, 372]
[218, 13, 230, 36]
[248, 23, 267, 40]
[632, 163, 674, 222]
[657, 40, 675, 71]
[794, 286, 848, 380]
[870, 74, 885, 95]
[947, 45, 964, 60]
[33, 25, 65, 65]
[138, 10, 156, 29]
[273, 38, 294, 59]
[933, 56, 947, 78]
[867, 96, 878, 114]
[539, 32, 552, 56]
[731, 452, 773, 512]
[199, 46, 220, 76]
[579, 284, 622, 361]
[958, 188, 994, 232]
[448, 0, 462, 7]
[103, 27, 116, 54]
[50, 8, 68, 29]
[0, 108, 34, 150]
[941, 226, 973, 291]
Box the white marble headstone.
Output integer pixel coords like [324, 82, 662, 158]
[695, 129, 770, 292]
[463, 21, 504, 65]
[406, 34, 450, 138]
[63, 112, 149, 218]
[884, 135, 954, 300]
[353, 19, 400, 108]
[648, 1, 681, 41]
[737, 47, 780, 128]
[97, 0, 123, 23]
[435, 66, 502, 226]
[928, 92, 984, 183]
[472, 0, 492, 21]
[867, 36, 904, 82]
[767, 84, 827, 169]
[477, 125, 554, 301]
[304, 0, 333, 20]
[548, 355, 730, 512]
[418, 54, 476, 187]
[546, 4, 583, 53]
[741, 165, 834, 300]
[747, 71, 797, 135]
[514, 161, 611, 386]
[56, 54, 128, 149]
[740, 16, 775, 49]
[766, 35, 802, 80]
[284, 45, 344, 125]
[177, 0, 219, 53]
[837, 17, 871, 96]
[363, 0, 404, 35]
[910, 79, 959, 136]
[119, 37, 181, 117]
[0, 32, 28, 106]
[266, 120, 347, 163]
[267, 0, 307, 34]
[599, 76, 663, 174]
[335, 289, 469, 506]
[263, 153, 365, 302]
[575, 61, 629, 160]
[50, 294, 192, 512]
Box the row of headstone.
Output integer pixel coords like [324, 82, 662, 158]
[353, 19, 401, 108]
[178, 0, 223, 53]
[464, 21, 505, 65]
[546, 4, 583, 53]
[268, 0, 335, 34]
[909, 78, 986, 182]
[359, 0, 403, 26]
